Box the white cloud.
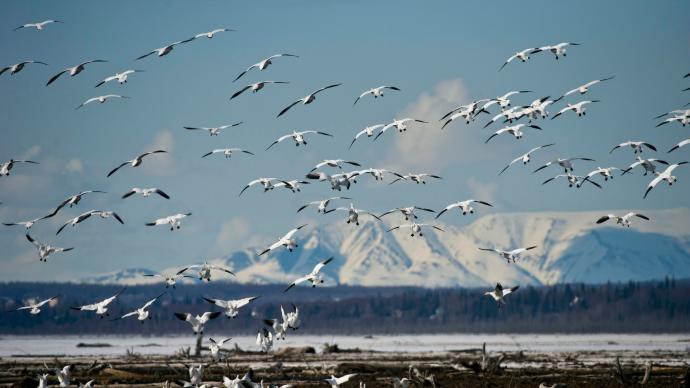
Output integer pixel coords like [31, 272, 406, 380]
[467, 176, 498, 205]
[145, 130, 175, 175]
[63, 158, 84, 174]
[20, 145, 42, 160]
[214, 216, 253, 252]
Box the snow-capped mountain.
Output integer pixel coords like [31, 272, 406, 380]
[85, 209, 690, 287]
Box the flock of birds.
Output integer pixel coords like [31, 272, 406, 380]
[2, 15, 690, 388]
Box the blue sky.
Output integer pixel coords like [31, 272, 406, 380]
[1, 0, 689, 281]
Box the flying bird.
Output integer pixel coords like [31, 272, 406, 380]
[0, 61, 48, 77]
[387, 222, 444, 237]
[538, 42, 581, 60]
[621, 157, 669, 176]
[1, 159, 39, 177]
[273, 179, 309, 193]
[46, 60, 107, 86]
[202, 296, 260, 319]
[3, 212, 56, 229]
[297, 197, 351, 214]
[76, 94, 129, 109]
[374, 118, 428, 140]
[306, 171, 358, 191]
[644, 162, 688, 199]
[107, 150, 167, 177]
[284, 257, 333, 293]
[174, 311, 222, 335]
[542, 173, 602, 189]
[311, 159, 360, 172]
[70, 288, 126, 318]
[583, 167, 620, 183]
[596, 212, 649, 227]
[207, 337, 232, 361]
[499, 144, 555, 175]
[668, 139, 690, 153]
[609, 141, 657, 154]
[478, 245, 538, 263]
[122, 187, 170, 199]
[143, 269, 194, 288]
[558, 76, 614, 100]
[485, 124, 541, 143]
[389, 173, 441, 185]
[192, 28, 234, 39]
[233, 54, 298, 82]
[332, 203, 382, 226]
[380, 206, 435, 221]
[136, 38, 195, 60]
[201, 148, 254, 159]
[146, 213, 192, 230]
[277, 84, 342, 117]
[266, 130, 333, 149]
[112, 293, 165, 322]
[436, 200, 493, 218]
[550, 100, 599, 119]
[259, 224, 308, 256]
[14, 296, 58, 315]
[230, 80, 289, 100]
[484, 283, 519, 307]
[95, 70, 144, 87]
[256, 327, 274, 353]
[184, 122, 242, 136]
[481, 91, 532, 112]
[14, 20, 63, 31]
[239, 177, 278, 196]
[56, 210, 124, 235]
[656, 114, 689, 128]
[498, 47, 542, 71]
[353, 85, 401, 105]
[325, 374, 358, 388]
[533, 157, 595, 173]
[25, 233, 73, 262]
[349, 124, 385, 148]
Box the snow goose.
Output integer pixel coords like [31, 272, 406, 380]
[56, 209, 124, 235]
[25, 233, 73, 262]
[174, 311, 222, 335]
[76, 94, 129, 109]
[263, 318, 288, 340]
[653, 109, 690, 120]
[143, 269, 194, 288]
[112, 293, 165, 323]
[529, 97, 556, 119]
[231, 80, 289, 100]
[277, 84, 342, 117]
[441, 108, 479, 129]
[332, 203, 381, 225]
[43, 364, 72, 387]
[37, 374, 49, 388]
[201, 148, 254, 159]
[233, 54, 298, 82]
[192, 28, 234, 40]
[479, 246, 537, 263]
[256, 328, 274, 352]
[305, 172, 352, 191]
[533, 157, 595, 173]
[208, 337, 232, 361]
[0, 159, 39, 176]
[267, 130, 333, 149]
[284, 257, 333, 292]
[95, 69, 144, 87]
[145, 212, 192, 230]
[46, 60, 107, 86]
[259, 224, 308, 255]
[482, 91, 532, 112]
[353, 86, 401, 105]
[311, 159, 361, 172]
[48, 190, 106, 217]
[181, 261, 235, 281]
[550, 100, 599, 120]
[542, 173, 602, 189]
[283, 304, 301, 330]
[498, 48, 542, 71]
[387, 222, 444, 237]
[393, 377, 413, 388]
[70, 287, 126, 318]
[14, 295, 58, 315]
[621, 157, 669, 176]
[498, 143, 555, 175]
[240, 177, 278, 196]
[349, 124, 385, 148]
[441, 99, 490, 121]
[107, 150, 167, 177]
[297, 196, 351, 214]
[558, 76, 614, 100]
[374, 118, 428, 140]
[357, 168, 400, 182]
[15, 20, 63, 31]
[583, 167, 619, 183]
[485, 124, 541, 143]
[184, 122, 242, 136]
[274, 179, 309, 193]
[644, 162, 688, 198]
[3, 213, 56, 229]
[668, 139, 690, 153]
[325, 374, 358, 388]
[122, 187, 170, 199]
[482, 106, 528, 128]
[656, 115, 690, 127]
[484, 283, 519, 307]
[136, 38, 195, 60]
[609, 141, 657, 154]
[436, 200, 493, 218]
[203, 296, 259, 318]
[380, 206, 435, 221]
[537, 42, 581, 60]
[0, 61, 48, 76]
[596, 212, 649, 227]
[389, 173, 441, 185]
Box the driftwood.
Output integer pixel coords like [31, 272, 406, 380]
[612, 357, 654, 386]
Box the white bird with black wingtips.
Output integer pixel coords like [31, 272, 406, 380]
[46, 60, 107, 86]
[112, 293, 165, 323]
[259, 224, 308, 256]
[533, 157, 595, 173]
[143, 269, 194, 288]
[311, 159, 361, 172]
[389, 173, 441, 185]
[537, 42, 581, 60]
[95, 70, 144, 87]
[380, 206, 435, 221]
[233, 54, 298, 82]
[596, 212, 649, 227]
[14, 295, 58, 315]
[485, 123, 541, 143]
[551, 100, 599, 120]
[333, 203, 382, 226]
[559, 76, 615, 100]
[231, 80, 289, 100]
[146, 213, 192, 230]
[184, 122, 242, 136]
[284, 257, 334, 293]
[76, 94, 129, 109]
[1, 159, 39, 177]
[644, 162, 688, 199]
[266, 130, 334, 149]
[1, 61, 48, 77]
[499, 144, 555, 175]
[349, 124, 385, 148]
[621, 157, 669, 176]
[56, 210, 124, 235]
[201, 148, 254, 159]
[387, 222, 444, 237]
[203, 296, 260, 319]
[542, 173, 602, 189]
[182, 261, 235, 282]
[208, 337, 232, 361]
[478, 245, 537, 263]
[122, 187, 170, 200]
[15, 20, 63, 31]
[610, 141, 657, 155]
[70, 288, 126, 318]
[25, 233, 73, 262]
[498, 47, 541, 71]
[277, 84, 342, 117]
[325, 374, 358, 388]
[353, 85, 401, 105]
[436, 200, 493, 219]
[297, 197, 351, 214]
[484, 283, 519, 307]
[239, 177, 278, 196]
[136, 38, 195, 60]
[273, 179, 309, 193]
[668, 139, 690, 153]
[107, 150, 167, 177]
[584, 167, 619, 184]
[192, 28, 234, 40]
[374, 118, 428, 140]
[174, 311, 222, 335]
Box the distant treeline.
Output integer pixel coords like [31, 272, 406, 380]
[0, 278, 688, 334]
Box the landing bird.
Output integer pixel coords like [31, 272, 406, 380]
[201, 148, 254, 159]
[143, 270, 194, 288]
[380, 206, 435, 221]
[208, 337, 232, 361]
[478, 245, 537, 263]
[533, 157, 595, 173]
[297, 197, 352, 214]
[284, 257, 333, 292]
[389, 173, 442, 185]
[537, 42, 581, 60]
[387, 223, 444, 237]
[374, 118, 428, 140]
[112, 293, 165, 323]
[596, 212, 649, 227]
[644, 162, 688, 199]
[274, 179, 309, 193]
[95, 70, 144, 87]
[436, 200, 493, 218]
[70, 288, 126, 318]
[498, 47, 542, 71]
[311, 159, 361, 172]
[231, 81, 288, 100]
[136, 38, 195, 60]
[145, 212, 192, 230]
[263, 318, 288, 340]
[43, 364, 72, 387]
[38, 374, 49, 388]
[122, 187, 170, 199]
[609, 141, 657, 154]
[485, 124, 541, 143]
[0, 61, 48, 76]
[498, 144, 555, 175]
[283, 304, 301, 330]
[584, 167, 620, 183]
[668, 139, 690, 153]
[192, 28, 234, 40]
[551, 100, 599, 120]
[46, 60, 107, 86]
[233, 53, 298, 82]
[15, 20, 63, 31]
[203, 296, 260, 318]
[349, 124, 385, 148]
[256, 327, 274, 353]
[174, 312, 222, 335]
[107, 150, 167, 177]
[184, 122, 242, 136]
[332, 203, 381, 226]
[76, 94, 129, 109]
[325, 374, 358, 388]
[56, 210, 124, 235]
[25, 233, 73, 262]
[181, 262, 235, 281]
[542, 173, 602, 189]
[484, 283, 519, 307]
[259, 224, 308, 255]
[267, 130, 333, 149]
[558, 76, 614, 100]
[0, 159, 39, 176]
[14, 296, 58, 315]
[305, 171, 355, 191]
[353, 85, 400, 105]
[277, 84, 342, 117]
[240, 177, 278, 196]
[621, 157, 669, 176]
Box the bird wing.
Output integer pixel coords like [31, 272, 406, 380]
[276, 99, 302, 118]
[283, 224, 307, 239]
[45, 69, 68, 86]
[312, 257, 333, 275]
[312, 83, 342, 95]
[107, 161, 130, 177]
[230, 85, 252, 100]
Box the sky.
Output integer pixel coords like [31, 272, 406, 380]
[1, 0, 689, 281]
